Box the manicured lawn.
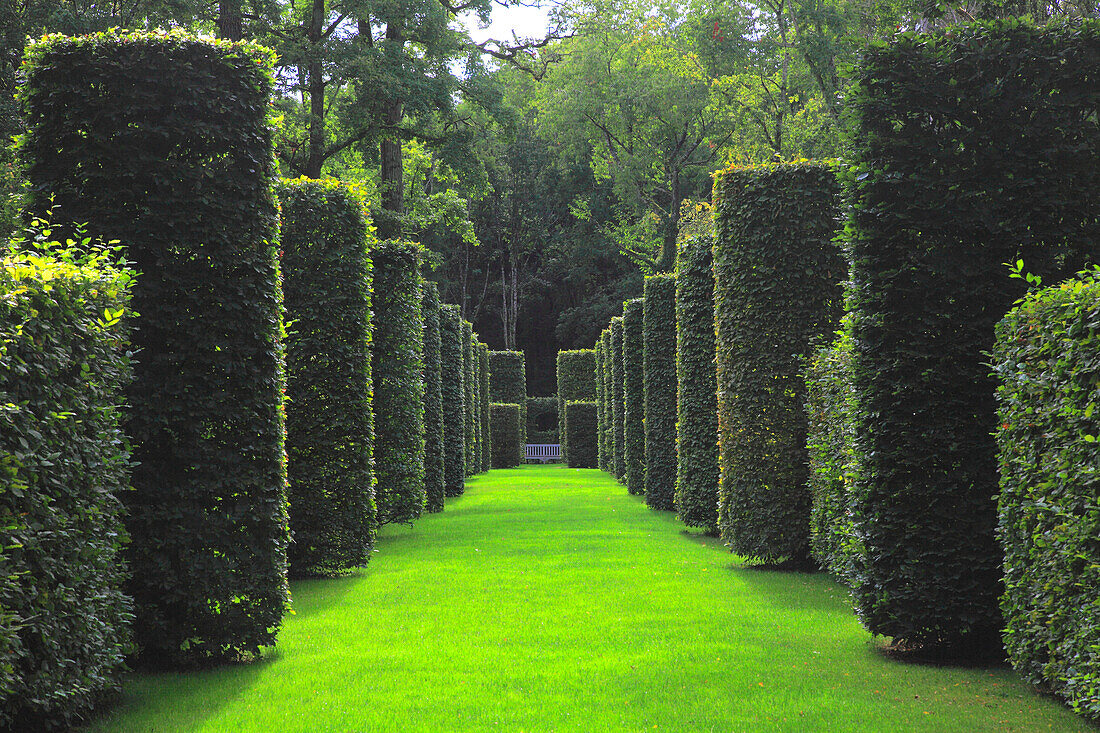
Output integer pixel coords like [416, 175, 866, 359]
[87, 464, 1089, 732]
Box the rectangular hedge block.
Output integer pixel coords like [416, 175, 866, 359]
[643, 274, 677, 511]
[556, 349, 596, 462]
[565, 401, 599, 468]
[490, 403, 523, 469]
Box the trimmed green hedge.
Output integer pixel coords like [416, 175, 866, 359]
[611, 317, 626, 481]
[844, 21, 1100, 648]
[279, 178, 375, 577]
[440, 304, 466, 497]
[806, 318, 860, 580]
[0, 245, 134, 730]
[994, 269, 1100, 719]
[490, 403, 522, 469]
[489, 351, 526, 461]
[714, 162, 844, 564]
[622, 300, 645, 496]
[526, 396, 558, 445]
[643, 274, 677, 511]
[595, 340, 607, 471]
[565, 402, 599, 468]
[600, 328, 613, 475]
[472, 337, 483, 473]
[478, 343, 492, 473]
[462, 321, 475, 476]
[23, 31, 289, 663]
[556, 349, 596, 462]
[422, 281, 445, 513]
[371, 240, 425, 524]
[675, 232, 719, 533]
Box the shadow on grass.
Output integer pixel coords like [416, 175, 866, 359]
[83, 654, 273, 733]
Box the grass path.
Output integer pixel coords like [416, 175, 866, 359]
[87, 465, 1090, 732]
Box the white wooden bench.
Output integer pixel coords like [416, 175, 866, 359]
[525, 444, 561, 463]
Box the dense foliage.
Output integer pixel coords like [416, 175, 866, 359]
[489, 351, 527, 460]
[440, 305, 466, 497]
[490, 404, 523, 469]
[994, 270, 1100, 719]
[556, 349, 596, 462]
[714, 162, 844, 564]
[565, 402, 599, 468]
[844, 21, 1100, 648]
[279, 178, 375, 577]
[479, 343, 492, 472]
[805, 318, 860, 580]
[622, 300, 645, 495]
[674, 231, 719, 533]
[23, 32, 290, 663]
[422, 281, 446, 513]
[526, 396, 558, 445]
[372, 240, 425, 524]
[643, 275, 677, 511]
[611, 317, 626, 481]
[0, 243, 133, 730]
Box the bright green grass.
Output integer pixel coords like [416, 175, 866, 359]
[86, 464, 1090, 732]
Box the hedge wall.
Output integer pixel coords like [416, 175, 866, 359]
[806, 318, 860, 580]
[994, 269, 1100, 719]
[22, 31, 289, 663]
[490, 403, 523, 469]
[595, 340, 607, 471]
[556, 349, 596, 462]
[622, 300, 646, 496]
[478, 343, 492, 473]
[440, 304, 466, 497]
[714, 162, 844, 564]
[462, 321, 476, 476]
[471, 337, 483, 473]
[565, 402, 599, 469]
[0, 247, 134, 730]
[610, 317, 626, 481]
[600, 328, 613, 475]
[422, 281, 445, 513]
[675, 232, 719, 533]
[371, 240, 425, 525]
[844, 21, 1100, 647]
[643, 274, 677, 511]
[279, 178, 375, 577]
[526, 396, 558, 445]
[489, 351, 526, 461]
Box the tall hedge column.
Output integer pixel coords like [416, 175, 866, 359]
[440, 305, 466, 496]
[556, 349, 596, 462]
[622, 300, 645, 496]
[462, 322, 476, 476]
[713, 163, 844, 564]
[595, 340, 607, 471]
[371, 241, 425, 524]
[611, 317, 626, 481]
[643, 274, 677, 510]
[844, 23, 1100, 649]
[22, 32, 289, 663]
[600, 328, 613, 475]
[675, 232, 719, 533]
[478, 343, 492, 472]
[422, 282, 445, 512]
[279, 178, 375, 576]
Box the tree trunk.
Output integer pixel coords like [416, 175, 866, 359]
[377, 21, 405, 240]
[776, 0, 789, 160]
[304, 0, 325, 178]
[217, 0, 243, 40]
[658, 166, 680, 272]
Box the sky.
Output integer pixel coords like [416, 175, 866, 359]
[461, 1, 556, 45]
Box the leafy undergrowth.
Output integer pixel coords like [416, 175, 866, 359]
[86, 465, 1090, 732]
